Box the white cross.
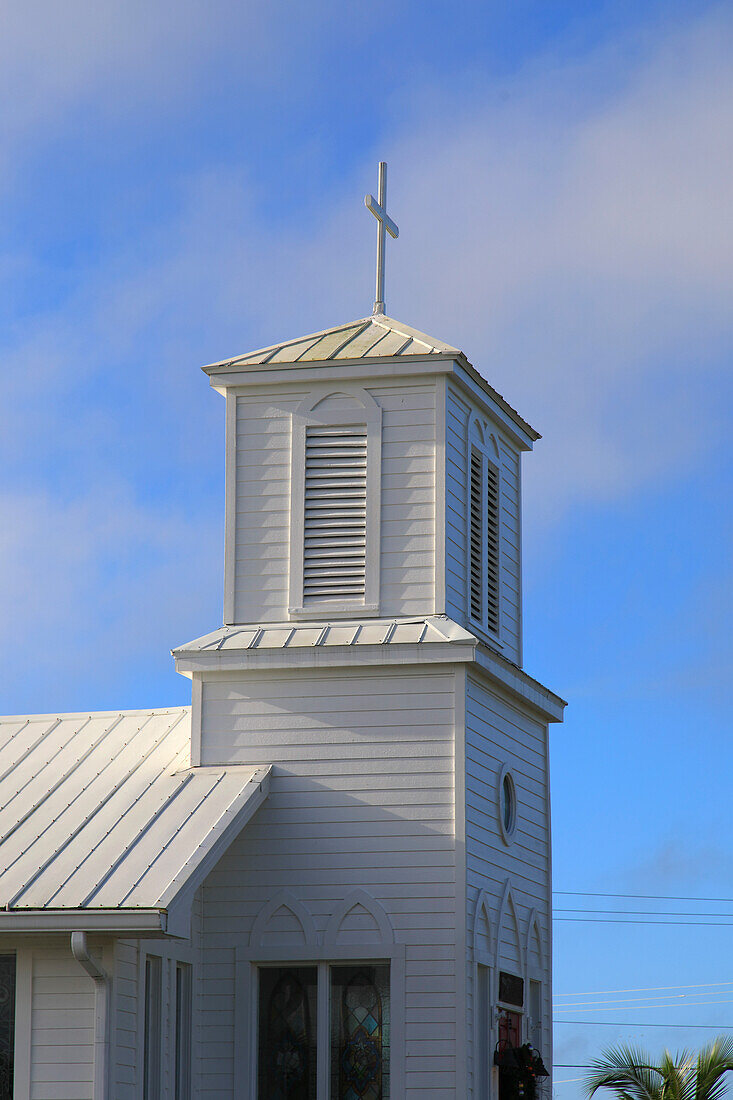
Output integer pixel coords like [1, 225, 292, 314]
[365, 161, 399, 316]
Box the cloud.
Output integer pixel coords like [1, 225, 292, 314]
[0, 2, 731, 708]
[626, 838, 733, 891]
[0, 487, 220, 712]
[47, 0, 730, 524]
[4, 5, 732, 505]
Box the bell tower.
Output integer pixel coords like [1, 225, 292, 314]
[173, 165, 564, 1099]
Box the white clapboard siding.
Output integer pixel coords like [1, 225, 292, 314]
[233, 382, 436, 623]
[30, 945, 95, 1100]
[198, 664, 458, 1099]
[445, 383, 522, 663]
[463, 671, 552, 1097]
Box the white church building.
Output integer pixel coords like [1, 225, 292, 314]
[0, 169, 565, 1100]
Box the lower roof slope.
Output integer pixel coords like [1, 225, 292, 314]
[0, 707, 270, 934]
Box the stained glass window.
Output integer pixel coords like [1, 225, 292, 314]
[258, 967, 317, 1100]
[0, 955, 15, 1100]
[330, 964, 390, 1100]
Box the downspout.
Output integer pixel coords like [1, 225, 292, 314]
[71, 932, 110, 1099]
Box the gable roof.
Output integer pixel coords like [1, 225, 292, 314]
[0, 707, 270, 936]
[203, 314, 461, 369]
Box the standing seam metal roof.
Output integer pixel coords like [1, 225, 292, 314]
[0, 707, 269, 915]
[201, 314, 540, 442]
[203, 315, 461, 369]
[173, 616, 477, 655]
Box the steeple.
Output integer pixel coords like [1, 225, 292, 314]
[197, 311, 538, 666]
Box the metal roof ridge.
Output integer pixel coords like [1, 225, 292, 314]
[0, 704, 190, 724]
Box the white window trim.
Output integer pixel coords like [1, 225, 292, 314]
[497, 763, 518, 847]
[174, 961, 193, 1100]
[475, 961, 493, 1100]
[525, 911, 546, 1053]
[289, 387, 382, 619]
[142, 953, 162, 1100]
[466, 419, 503, 646]
[235, 943, 406, 1099]
[136, 944, 196, 1100]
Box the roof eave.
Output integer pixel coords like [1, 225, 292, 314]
[0, 908, 168, 935]
[203, 351, 539, 447]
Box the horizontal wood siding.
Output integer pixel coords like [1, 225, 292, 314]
[234, 388, 306, 623]
[372, 383, 435, 617]
[445, 383, 522, 663]
[464, 672, 551, 1097]
[30, 945, 95, 1100]
[199, 665, 458, 1098]
[232, 381, 436, 623]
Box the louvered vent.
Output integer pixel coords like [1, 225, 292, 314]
[469, 448, 483, 621]
[486, 461, 500, 634]
[303, 425, 367, 603]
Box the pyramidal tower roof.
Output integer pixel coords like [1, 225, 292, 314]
[203, 314, 461, 369]
[203, 314, 539, 443]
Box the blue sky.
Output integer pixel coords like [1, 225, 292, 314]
[1, 0, 732, 1089]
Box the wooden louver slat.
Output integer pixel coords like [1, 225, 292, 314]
[303, 426, 367, 603]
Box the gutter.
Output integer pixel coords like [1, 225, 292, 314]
[0, 908, 167, 934]
[71, 932, 110, 1100]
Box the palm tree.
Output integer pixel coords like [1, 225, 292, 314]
[585, 1037, 733, 1100]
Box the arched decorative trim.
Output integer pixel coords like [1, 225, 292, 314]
[324, 889, 394, 947]
[470, 417, 486, 445]
[472, 888, 494, 958]
[296, 384, 381, 423]
[525, 909, 544, 976]
[469, 417, 500, 459]
[250, 890, 317, 948]
[495, 879, 525, 976]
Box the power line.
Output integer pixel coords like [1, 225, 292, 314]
[555, 993, 733, 1009]
[554, 999, 733, 1013]
[554, 1020, 733, 1029]
[554, 891, 733, 904]
[555, 909, 733, 918]
[555, 918, 733, 927]
[556, 982, 733, 997]
[555, 992, 733, 1008]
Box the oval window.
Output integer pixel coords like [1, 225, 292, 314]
[498, 768, 517, 842]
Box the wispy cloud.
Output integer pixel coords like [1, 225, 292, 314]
[0, 2, 731, 708]
[0, 487, 220, 712]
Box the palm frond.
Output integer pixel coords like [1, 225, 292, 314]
[586, 1044, 664, 1100]
[694, 1036, 733, 1100]
[583, 1037, 733, 1100]
[658, 1048, 695, 1100]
